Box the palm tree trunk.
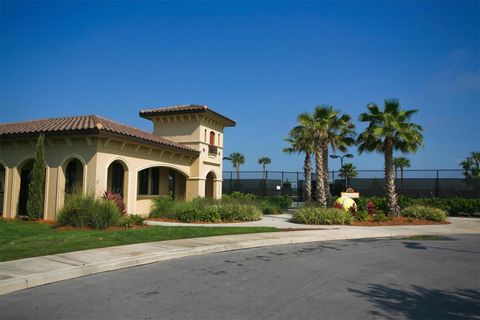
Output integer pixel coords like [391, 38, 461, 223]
[304, 152, 312, 204]
[384, 140, 400, 217]
[236, 167, 240, 181]
[322, 143, 330, 204]
[315, 145, 327, 207]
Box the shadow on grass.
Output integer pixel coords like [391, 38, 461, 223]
[349, 284, 480, 320]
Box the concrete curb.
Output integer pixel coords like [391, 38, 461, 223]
[1, 219, 479, 296]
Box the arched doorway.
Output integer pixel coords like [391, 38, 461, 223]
[107, 160, 128, 198]
[64, 158, 84, 194]
[205, 172, 216, 199]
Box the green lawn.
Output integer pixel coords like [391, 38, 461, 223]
[0, 220, 279, 262]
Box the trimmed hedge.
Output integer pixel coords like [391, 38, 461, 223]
[150, 196, 262, 223]
[292, 207, 352, 225]
[220, 203, 262, 222]
[356, 196, 480, 216]
[402, 205, 448, 222]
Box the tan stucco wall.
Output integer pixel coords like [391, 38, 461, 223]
[0, 135, 199, 219]
[148, 114, 227, 200]
[0, 137, 96, 219]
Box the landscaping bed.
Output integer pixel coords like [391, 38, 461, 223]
[351, 217, 450, 226]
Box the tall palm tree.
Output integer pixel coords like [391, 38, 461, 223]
[318, 106, 356, 202]
[357, 99, 423, 217]
[393, 157, 411, 180]
[228, 152, 245, 181]
[296, 111, 328, 207]
[284, 121, 315, 204]
[258, 157, 271, 179]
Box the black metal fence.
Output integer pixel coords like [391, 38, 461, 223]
[222, 170, 480, 202]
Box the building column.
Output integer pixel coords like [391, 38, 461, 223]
[214, 179, 223, 200]
[186, 177, 206, 201]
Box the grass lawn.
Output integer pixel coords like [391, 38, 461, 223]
[0, 219, 279, 262]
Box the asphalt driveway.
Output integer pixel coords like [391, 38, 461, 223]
[1, 233, 479, 319]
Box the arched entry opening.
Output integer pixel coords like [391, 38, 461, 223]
[205, 171, 216, 199]
[64, 158, 84, 194]
[136, 166, 187, 201]
[0, 164, 5, 217]
[107, 160, 128, 199]
[17, 159, 45, 217]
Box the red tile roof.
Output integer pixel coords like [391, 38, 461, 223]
[139, 105, 236, 127]
[0, 115, 199, 155]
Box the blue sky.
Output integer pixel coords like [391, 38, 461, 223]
[1, 1, 479, 173]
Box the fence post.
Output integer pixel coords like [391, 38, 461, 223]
[230, 171, 233, 193]
[435, 170, 440, 198]
[296, 171, 300, 207]
[265, 170, 269, 197]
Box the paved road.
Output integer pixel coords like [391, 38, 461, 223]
[1, 234, 479, 320]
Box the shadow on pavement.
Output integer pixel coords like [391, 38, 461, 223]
[349, 284, 480, 320]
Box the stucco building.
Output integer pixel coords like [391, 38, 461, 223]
[0, 105, 236, 219]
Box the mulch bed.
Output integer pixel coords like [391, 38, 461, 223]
[352, 217, 450, 226]
[146, 217, 247, 224]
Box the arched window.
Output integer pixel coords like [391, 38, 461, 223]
[65, 159, 84, 194]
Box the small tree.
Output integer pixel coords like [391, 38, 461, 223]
[229, 152, 245, 181]
[26, 134, 45, 220]
[393, 157, 411, 180]
[258, 157, 271, 179]
[461, 152, 480, 179]
[339, 163, 358, 180]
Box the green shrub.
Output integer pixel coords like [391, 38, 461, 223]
[357, 196, 479, 216]
[259, 200, 282, 215]
[373, 211, 391, 223]
[175, 202, 221, 223]
[354, 210, 370, 222]
[267, 195, 293, 209]
[118, 214, 145, 228]
[150, 196, 176, 219]
[220, 203, 261, 222]
[402, 205, 447, 222]
[222, 192, 257, 204]
[57, 193, 121, 229]
[90, 200, 121, 229]
[291, 207, 352, 225]
[57, 193, 97, 227]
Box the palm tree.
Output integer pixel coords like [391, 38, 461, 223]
[357, 99, 423, 217]
[393, 157, 411, 180]
[339, 163, 358, 181]
[258, 157, 271, 179]
[284, 121, 315, 204]
[319, 106, 356, 202]
[228, 152, 245, 181]
[295, 111, 328, 207]
[461, 151, 480, 179]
